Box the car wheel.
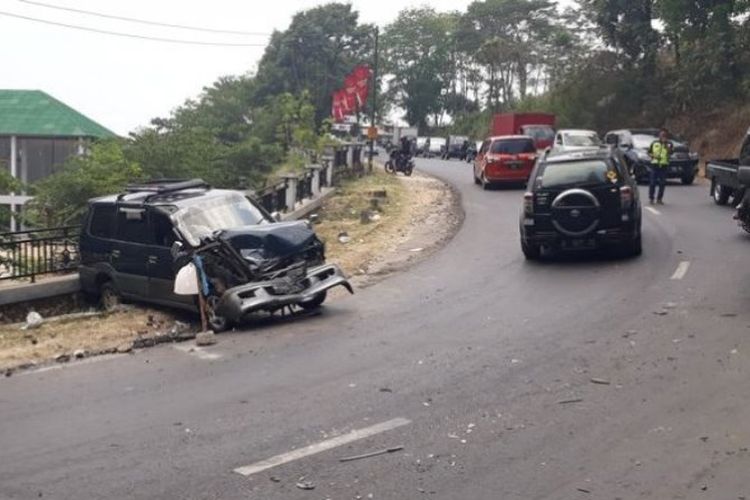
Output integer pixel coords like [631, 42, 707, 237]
[206, 295, 231, 333]
[681, 174, 695, 185]
[711, 178, 731, 205]
[521, 239, 541, 260]
[481, 174, 492, 190]
[100, 281, 122, 312]
[300, 291, 327, 311]
[626, 232, 642, 257]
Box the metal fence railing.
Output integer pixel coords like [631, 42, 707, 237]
[255, 179, 288, 214]
[0, 226, 80, 282]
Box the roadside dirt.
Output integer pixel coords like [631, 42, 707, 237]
[316, 168, 462, 291]
[0, 169, 461, 373]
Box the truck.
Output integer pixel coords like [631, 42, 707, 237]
[393, 126, 418, 145]
[491, 113, 556, 150]
[705, 129, 750, 205]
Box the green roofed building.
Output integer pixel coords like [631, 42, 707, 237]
[0, 90, 115, 230]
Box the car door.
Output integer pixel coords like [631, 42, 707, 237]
[475, 140, 490, 177]
[146, 208, 194, 308]
[111, 206, 152, 299]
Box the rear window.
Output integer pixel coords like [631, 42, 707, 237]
[522, 125, 555, 142]
[540, 160, 612, 188]
[88, 205, 116, 239]
[490, 139, 535, 154]
[564, 133, 601, 147]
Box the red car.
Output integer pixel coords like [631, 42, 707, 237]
[473, 135, 538, 189]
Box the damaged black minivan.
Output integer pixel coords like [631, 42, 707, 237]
[79, 179, 352, 331]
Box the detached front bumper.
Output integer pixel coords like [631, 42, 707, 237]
[215, 264, 353, 321]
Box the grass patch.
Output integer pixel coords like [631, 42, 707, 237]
[314, 168, 409, 276]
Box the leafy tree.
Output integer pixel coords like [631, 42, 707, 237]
[253, 3, 375, 124]
[26, 140, 142, 227]
[383, 7, 457, 131]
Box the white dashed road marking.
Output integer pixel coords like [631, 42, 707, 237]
[645, 206, 661, 215]
[671, 261, 691, 280]
[233, 417, 412, 477]
[173, 344, 222, 361]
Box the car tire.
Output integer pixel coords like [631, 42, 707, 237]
[300, 291, 327, 311]
[206, 295, 231, 333]
[100, 281, 122, 312]
[681, 174, 695, 185]
[625, 232, 642, 257]
[711, 178, 731, 205]
[521, 240, 541, 260]
[481, 173, 492, 190]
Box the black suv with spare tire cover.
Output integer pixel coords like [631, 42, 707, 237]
[519, 148, 642, 259]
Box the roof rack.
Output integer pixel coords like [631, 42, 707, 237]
[118, 179, 210, 202]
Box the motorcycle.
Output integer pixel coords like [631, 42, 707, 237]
[385, 150, 414, 176]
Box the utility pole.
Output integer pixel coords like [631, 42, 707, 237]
[368, 26, 379, 173]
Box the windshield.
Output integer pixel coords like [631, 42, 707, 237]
[540, 160, 611, 188]
[522, 125, 555, 142]
[490, 138, 536, 154]
[632, 134, 658, 150]
[172, 191, 268, 247]
[564, 132, 601, 147]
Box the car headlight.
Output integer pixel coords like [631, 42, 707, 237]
[689, 152, 699, 160]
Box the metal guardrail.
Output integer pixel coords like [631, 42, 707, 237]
[0, 226, 80, 282]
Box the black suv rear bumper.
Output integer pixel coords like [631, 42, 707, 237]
[521, 222, 639, 249]
[215, 264, 353, 321]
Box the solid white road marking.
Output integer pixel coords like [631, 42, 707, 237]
[645, 206, 661, 215]
[671, 261, 691, 280]
[233, 417, 412, 477]
[173, 344, 221, 361]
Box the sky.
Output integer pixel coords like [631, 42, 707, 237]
[0, 0, 488, 135]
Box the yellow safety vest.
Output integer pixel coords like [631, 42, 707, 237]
[650, 141, 671, 167]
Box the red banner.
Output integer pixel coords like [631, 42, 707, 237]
[331, 64, 373, 121]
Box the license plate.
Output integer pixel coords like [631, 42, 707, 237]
[563, 238, 596, 249]
[506, 161, 523, 169]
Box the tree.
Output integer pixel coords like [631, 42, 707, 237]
[383, 7, 457, 130]
[253, 3, 375, 124]
[26, 140, 142, 227]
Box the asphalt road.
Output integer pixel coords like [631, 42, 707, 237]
[2, 158, 750, 500]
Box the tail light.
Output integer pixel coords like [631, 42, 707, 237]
[620, 186, 633, 210]
[524, 192, 534, 216]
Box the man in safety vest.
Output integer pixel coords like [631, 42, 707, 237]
[648, 128, 674, 204]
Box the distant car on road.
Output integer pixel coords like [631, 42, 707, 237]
[519, 147, 642, 259]
[443, 135, 470, 160]
[604, 128, 699, 185]
[473, 135, 538, 189]
[705, 130, 750, 205]
[552, 129, 602, 152]
[415, 137, 428, 157]
[427, 137, 447, 158]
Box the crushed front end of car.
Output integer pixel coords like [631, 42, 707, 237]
[190, 221, 353, 325]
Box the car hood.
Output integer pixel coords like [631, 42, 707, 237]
[218, 221, 318, 261]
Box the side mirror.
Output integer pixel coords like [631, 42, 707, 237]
[270, 211, 282, 222]
[170, 241, 184, 259]
[738, 166, 750, 186]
